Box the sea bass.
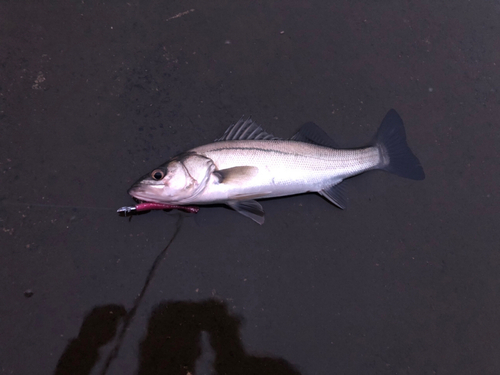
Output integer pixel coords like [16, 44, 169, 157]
[126, 110, 424, 224]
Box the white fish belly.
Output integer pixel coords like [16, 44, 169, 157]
[190, 140, 381, 202]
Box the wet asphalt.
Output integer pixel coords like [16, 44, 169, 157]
[1, 1, 499, 374]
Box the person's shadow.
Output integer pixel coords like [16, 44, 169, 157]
[54, 299, 301, 375]
[54, 304, 127, 375]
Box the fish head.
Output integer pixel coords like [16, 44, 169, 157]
[128, 152, 215, 204]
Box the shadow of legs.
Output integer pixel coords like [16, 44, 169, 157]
[54, 304, 126, 375]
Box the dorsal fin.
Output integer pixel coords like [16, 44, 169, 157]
[215, 117, 281, 142]
[291, 122, 339, 148]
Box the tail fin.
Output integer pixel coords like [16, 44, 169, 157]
[375, 109, 425, 180]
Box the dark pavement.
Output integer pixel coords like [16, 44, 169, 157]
[1, 1, 499, 374]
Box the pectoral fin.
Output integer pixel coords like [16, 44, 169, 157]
[227, 200, 265, 225]
[214, 166, 259, 185]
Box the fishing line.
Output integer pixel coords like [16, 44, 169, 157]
[1, 202, 116, 211]
[98, 214, 184, 375]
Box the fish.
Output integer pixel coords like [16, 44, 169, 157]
[127, 109, 424, 224]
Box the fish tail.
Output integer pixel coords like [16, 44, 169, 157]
[374, 109, 425, 180]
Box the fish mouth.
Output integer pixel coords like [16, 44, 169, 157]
[129, 194, 167, 206]
[124, 187, 200, 214]
[128, 189, 156, 204]
[131, 196, 158, 205]
[127, 184, 168, 205]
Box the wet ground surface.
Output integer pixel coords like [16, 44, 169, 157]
[1, 1, 499, 374]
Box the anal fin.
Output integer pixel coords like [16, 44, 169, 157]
[319, 182, 348, 209]
[227, 200, 265, 225]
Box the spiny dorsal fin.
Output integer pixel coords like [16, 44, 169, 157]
[215, 117, 281, 142]
[291, 122, 339, 148]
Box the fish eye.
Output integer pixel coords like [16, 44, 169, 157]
[151, 169, 164, 180]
